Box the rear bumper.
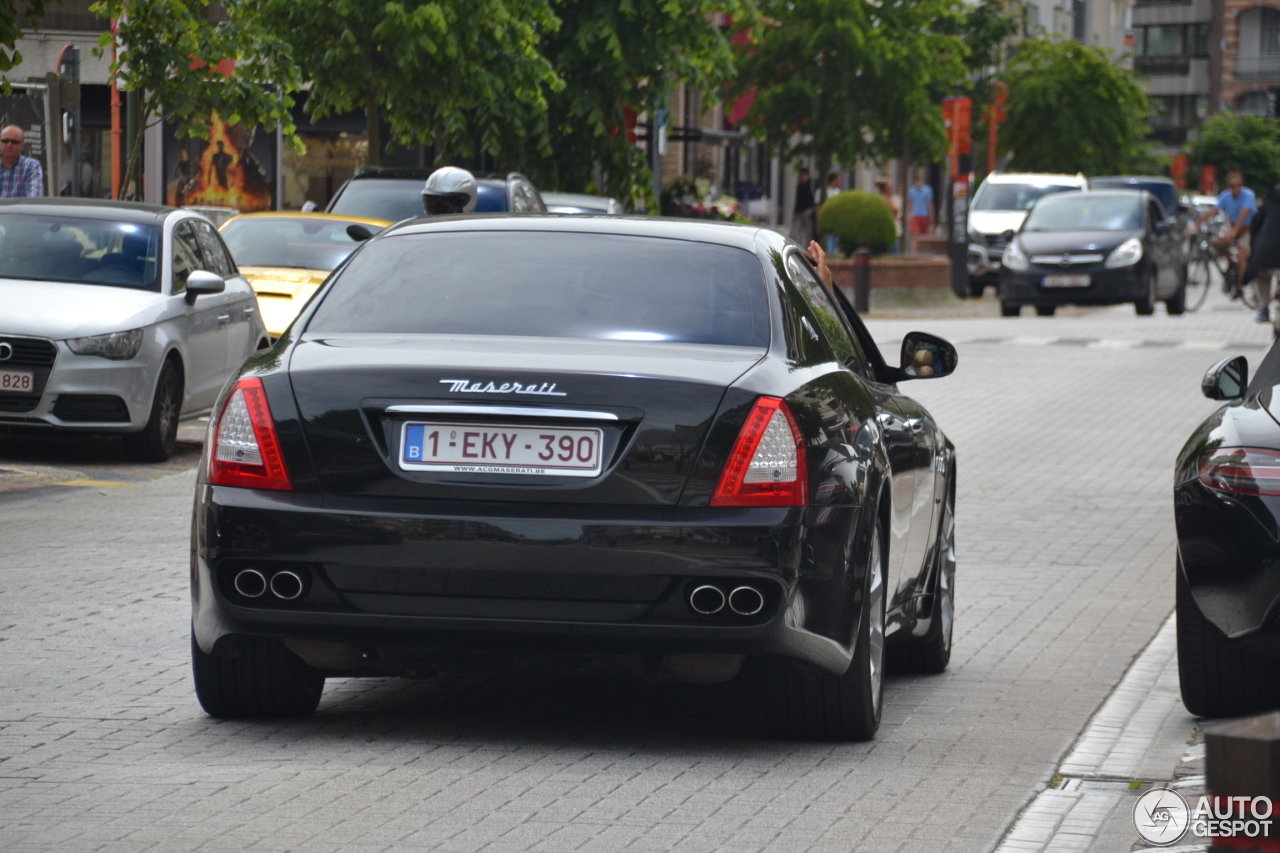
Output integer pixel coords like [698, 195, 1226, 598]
[999, 263, 1147, 305]
[1176, 479, 1280, 655]
[192, 485, 866, 676]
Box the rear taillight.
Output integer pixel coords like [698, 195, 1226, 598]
[209, 377, 292, 491]
[710, 396, 807, 507]
[1198, 447, 1280, 496]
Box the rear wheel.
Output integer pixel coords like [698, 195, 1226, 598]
[1034, 305, 1056, 317]
[123, 360, 182, 462]
[1177, 564, 1280, 718]
[192, 633, 325, 719]
[764, 523, 885, 741]
[1000, 302, 1021, 317]
[968, 279, 986, 298]
[1135, 269, 1157, 315]
[1165, 269, 1187, 315]
[1184, 259, 1211, 312]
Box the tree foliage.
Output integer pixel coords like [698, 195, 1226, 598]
[1188, 113, 1280, 196]
[500, 0, 750, 206]
[0, 0, 46, 76]
[728, 0, 968, 173]
[1001, 38, 1150, 174]
[252, 0, 561, 166]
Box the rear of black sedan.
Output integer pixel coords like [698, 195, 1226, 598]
[190, 216, 958, 740]
[998, 190, 1186, 317]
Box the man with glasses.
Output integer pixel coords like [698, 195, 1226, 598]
[0, 125, 43, 198]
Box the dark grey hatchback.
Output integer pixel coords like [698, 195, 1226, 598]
[998, 190, 1187, 317]
[190, 216, 959, 740]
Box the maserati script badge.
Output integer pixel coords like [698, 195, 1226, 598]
[440, 378, 567, 397]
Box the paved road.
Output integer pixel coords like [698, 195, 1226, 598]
[0, 294, 1269, 853]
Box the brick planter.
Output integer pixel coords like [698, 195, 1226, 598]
[828, 254, 951, 290]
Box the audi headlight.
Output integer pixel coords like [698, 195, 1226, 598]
[66, 328, 144, 360]
[1104, 237, 1143, 269]
[1001, 240, 1030, 271]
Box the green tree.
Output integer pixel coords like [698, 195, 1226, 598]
[728, 0, 968, 183]
[91, 0, 301, 197]
[1187, 113, 1280, 196]
[500, 0, 750, 208]
[1001, 39, 1150, 174]
[253, 0, 561, 166]
[1, 0, 47, 77]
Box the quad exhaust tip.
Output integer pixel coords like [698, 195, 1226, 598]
[269, 571, 304, 601]
[689, 584, 726, 615]
[233, 568, 266, 598]
[728, 586, 765, 616]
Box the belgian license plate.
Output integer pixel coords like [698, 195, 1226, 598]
[399, 421, 603, 477]
[0, 369, 33, 393]
[1042, 274, 1090, 288]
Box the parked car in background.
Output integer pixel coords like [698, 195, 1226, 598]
[1175, 349, 1280, 717]
[966, 172, 1087, 297]
[189, 215, 959, 742]
[541, 192, 622, 214]
[0, 199, 268, 461]
[219, 212, 390, 339]
[998, 190, 1185, 316]
[325, 167, 546, 222]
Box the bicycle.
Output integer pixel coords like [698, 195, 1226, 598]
[1185, 223, 1263, 309]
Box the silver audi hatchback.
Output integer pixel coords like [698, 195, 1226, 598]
[0, 198, 269, 460]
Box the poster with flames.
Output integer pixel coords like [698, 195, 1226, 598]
[164, 114, 274, 211]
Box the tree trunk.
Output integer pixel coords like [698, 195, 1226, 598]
[898, 142, 910, 253]
[120, 121, 146, 201]
[365, 90, 381, 167]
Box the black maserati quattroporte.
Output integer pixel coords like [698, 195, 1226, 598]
[190, 216, 958, 740]
[1176, 345, 1280, 717]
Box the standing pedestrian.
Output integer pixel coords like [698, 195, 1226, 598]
[0, 125, 43, 198]
[908, 172, 935, 251]
[790, 167, 816, 245]
[1246, 185, 1280, 322]
[823, 172, 843, 254]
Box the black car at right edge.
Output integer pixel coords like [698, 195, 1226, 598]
[1176, 346, 1280, 717]
[190, 215, 958, 741]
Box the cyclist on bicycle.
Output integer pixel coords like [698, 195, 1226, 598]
[1189, 169, 1257, 316]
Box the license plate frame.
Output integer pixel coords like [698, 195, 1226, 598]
[1042, 273, 1091, 288]
[398, 420, 604, 477]
[0, 368, 34, 393]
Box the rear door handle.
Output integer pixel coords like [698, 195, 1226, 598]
[243, 307, 255, 317]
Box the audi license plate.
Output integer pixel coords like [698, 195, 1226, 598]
[399, 421, 603, 477]
[0, 369, 33, 393]
[1042, 274, 1090, 288]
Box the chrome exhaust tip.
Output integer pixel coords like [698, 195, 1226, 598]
[269, 571, 304, 601]
[233, 569, 267, 598]
[728, 585, 764, 616]
[689, 584, 726, 615]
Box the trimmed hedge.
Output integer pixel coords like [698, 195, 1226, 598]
[817, 190, 897, 255]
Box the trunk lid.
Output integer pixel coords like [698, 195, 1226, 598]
[289, 333, 764, 505]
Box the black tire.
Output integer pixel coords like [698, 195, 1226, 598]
[123, 360, 182, 462]
[1135, 268, 1157, 315]
[1176, 563, 1280, 718]
[192, 633, 325, 719]
[1034, 305, 1056, 316]
[968, 279, 986, 298]
[891, 478, 955, 674]
[1165, 273, 1187, 315]
[764, 522, 885, 741]
[1000, 302, 1021, 317]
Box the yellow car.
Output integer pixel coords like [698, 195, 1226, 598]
[219, 212, 391, 339]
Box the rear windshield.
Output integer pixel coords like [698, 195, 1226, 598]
[307, 231, 770, 347]
[0, 213, 161, 291]
[1091, 179, 1176, 214]
[328, 180, 426, 222]
[221, 216, 370, 271]
[1024, 195, 1142, 231]
[973, 182, 1080, 211]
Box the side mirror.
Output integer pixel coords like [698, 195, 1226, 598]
[184, 269, 225, 305]
[1203, 355, 1248, 401]
[899, 331, 958, 380]
[346, 223, 376, 242]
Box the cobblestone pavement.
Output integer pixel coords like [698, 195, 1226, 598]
[0, 292, 1270, 853]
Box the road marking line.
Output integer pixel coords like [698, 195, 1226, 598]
[1010, 336, 1060, 346]
[1179, 341, 1229, 351]
[55, 479, 137, 490]
[992, 613, 1181, 853]
[1087, 339, 1140, 349]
